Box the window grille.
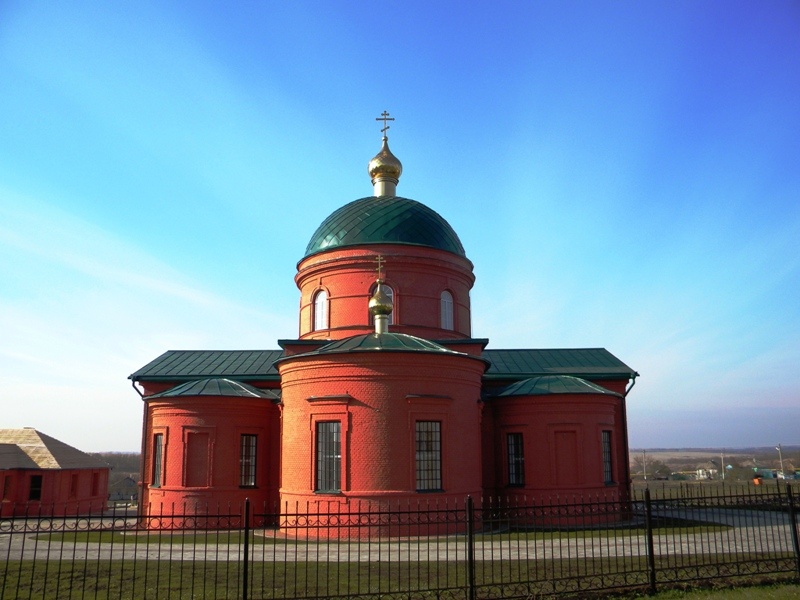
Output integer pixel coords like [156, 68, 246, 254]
[152, 433, 164, 488]
[415, 421, 442, 491]
[602, 430, 614, 484]
[240, 434, 257, 487]
[507, 433, 525, 486]
[316, 421, 341, 492]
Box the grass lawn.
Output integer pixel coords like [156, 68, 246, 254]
[3, 556, 796, 599]
[640, 582, 800, 599]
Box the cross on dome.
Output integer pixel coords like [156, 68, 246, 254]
[376, 111, 394, 137]
[368, 112, 402, 196]
[375, 254, 386, 280]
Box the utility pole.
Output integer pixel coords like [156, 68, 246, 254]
[721, 450, 725, 481]
[777, 444, 785, 479]
[642, 449, 648, 482]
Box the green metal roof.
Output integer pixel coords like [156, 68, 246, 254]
[481, 348, 637, 381]
[277, 333, 487, 366]
[130, 347, 635, 383]
[148, 378, 280, 400]
[304, 196, 467, 258]
[129, 350, 283, 382]
[487, 375, 622, 399]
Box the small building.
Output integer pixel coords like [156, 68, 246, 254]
[109, 476, 139, 502]
[0, 428, 109, 517]
[695, 460, 719, 480]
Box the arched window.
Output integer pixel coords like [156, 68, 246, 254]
[440, 290, 454, 330]
[384, 286, 394, 325]
[313, 290, 328, 331]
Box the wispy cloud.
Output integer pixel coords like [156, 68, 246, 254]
[0, 189, 294, 450]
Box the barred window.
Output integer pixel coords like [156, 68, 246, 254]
[507, 433, 525, 486]
[316, 422, 341, 492]
[415, 421, 442, 491]
[440, 291, 454, 330]
[240, 434, 257, 487]
[313, 290, 328, 331]
[602, 430, 613, 484]
[152, 433, 164, 488]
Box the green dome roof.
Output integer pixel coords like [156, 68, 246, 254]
[276, 333, 489, 369]
[304, 196, 466, 258]
[312, 332, 461, 355]
[488, 375, 622, 398]
[149, 378, 280, 400]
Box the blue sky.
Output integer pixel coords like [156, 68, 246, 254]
[1, 1, 798, 452]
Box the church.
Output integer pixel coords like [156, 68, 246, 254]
[130, 116, 638, 517]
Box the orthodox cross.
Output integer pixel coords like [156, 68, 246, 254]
[375, 255, 386, 280]
[376, 111, 394, 136]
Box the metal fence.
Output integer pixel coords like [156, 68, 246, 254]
[2, 485, 798, 599]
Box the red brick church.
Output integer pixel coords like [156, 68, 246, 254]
[130, 117, 638, 516]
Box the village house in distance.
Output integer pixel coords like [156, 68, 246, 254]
[129, 115, 639, 516]
[0, 428, 109, 517]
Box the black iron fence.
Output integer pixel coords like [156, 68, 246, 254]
[1, 485, 798, 599]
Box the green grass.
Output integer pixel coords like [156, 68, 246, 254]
[628, 581, 800, 599]
[2, 554, 796, 599]
[480, 520, 730, 540]
[38, 530, 286, 545]
[37, 516, 728, 548]
[632, 480, 789, 501]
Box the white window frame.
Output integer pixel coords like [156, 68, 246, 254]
[440, 290, 454, 330]
[313, 290, 329, 331]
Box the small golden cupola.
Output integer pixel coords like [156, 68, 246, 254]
[369, 279, 393, 334]
[368, 111, 402, 197]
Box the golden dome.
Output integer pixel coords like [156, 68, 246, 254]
[368, 280, 394, 316]
[368, 137, 403, 184]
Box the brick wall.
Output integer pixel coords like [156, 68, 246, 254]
[142, 396, 280, 514]
[278, 350, 485, 509]
[295, 245, 475, 340]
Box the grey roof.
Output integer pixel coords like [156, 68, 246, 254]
[0, 429, 109, 470]
[148, 378, 281, 400]
[487, 375, 623, 399]
[0, 444, 39, 469]
[131, 347, 634, 383]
